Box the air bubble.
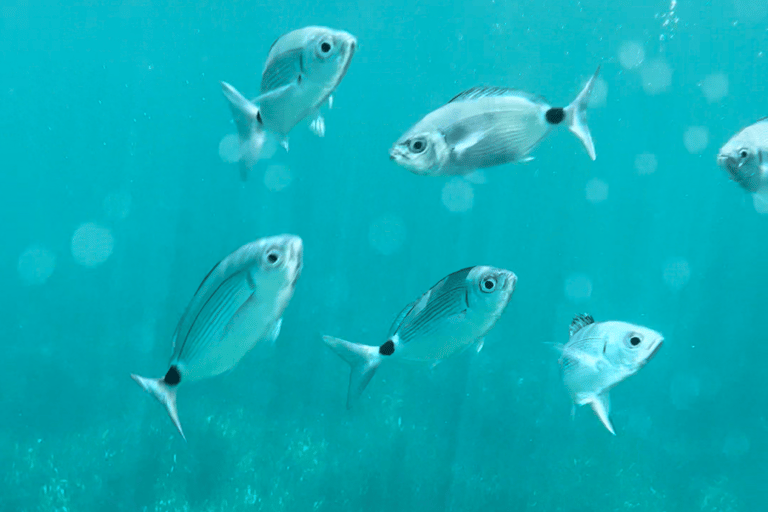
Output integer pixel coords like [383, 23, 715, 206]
[17, 246, 56, 285]
[700, 73, 729, 103]
[564, 273, 592, 303]
[441, 178, 474, 213]
[263, 164, 293, 192]
[618, 41, 645, 69]
[464, 170, 487, 184]
[752, 194, 768, 214]
[640, 59, 672, 95]
[683, 126, 709, 154]
[662, 257, 691, 291]
[218, 134, 241, 163]
[634, 153, 658, 175]
[368, 214, 407, 256]
[585, 178, 609, 203]
[71, 222, 114, 267]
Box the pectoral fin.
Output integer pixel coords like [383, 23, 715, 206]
[589, 392, 615, 435]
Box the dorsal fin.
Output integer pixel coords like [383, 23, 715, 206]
[448, 86, 546, 104]
[569, 313, 595, 337]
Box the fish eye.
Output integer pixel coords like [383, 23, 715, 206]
[629, 335, 642, 347]
[264, 249, 282, 266]
[409, 138, 427, 154]
[480, 276, 497, 293]
[739, 149, 749, 160]
[316, 39, 334, 57]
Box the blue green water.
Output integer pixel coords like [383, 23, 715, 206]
[2, 0, 766, 510]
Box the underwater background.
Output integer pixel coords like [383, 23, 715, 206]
[2, 0, 767, 510]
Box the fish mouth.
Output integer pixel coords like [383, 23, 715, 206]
[503, 272, 518, 293]
[389, 146, 403, 162]
[646, 337, 663, 362]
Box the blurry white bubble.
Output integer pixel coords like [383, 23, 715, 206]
[585, 178, 609, 203]
[734, 0, 768, 22]
[263, 164, 293, 192]
[753, 194, 768, 214]
[618, 41, 645, 69]
[71, 222, 114, 267]
[634, 153, 658, 175]
[17, 246, 56, 285]
[683, 126, 709, 154]
[368, 214, 407, 256]
[587, 77, 608, 108]
[103, 190, 132, 221]
[441, 177, 474, 213]
[662, 257, 691, 291]
[464, 170, 487, 184]
[564, 273, 592, 302]
[218, 133, 241, 163]
[670, 372, 700, 410]
[722, 430, 750, 458]
[640, 59, 672, 95]
[700, 73, 729, 103]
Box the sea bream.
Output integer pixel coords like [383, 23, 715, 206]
[221, 26, 357, 180]
[323, 266, 517, 408]
[390, 67, 600, 176]
[131, 235, 303, 440]
[555, 314, 664, 435]
[717, 117, 768, 208]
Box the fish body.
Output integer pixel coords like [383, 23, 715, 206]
[557, 314, 663, 435]
[131, 235, 303, 439]
[323, 266, 517, 408]
[717, 118, 768, 203]
[221, 26, 357, 180]
[389, 67, 600, 176]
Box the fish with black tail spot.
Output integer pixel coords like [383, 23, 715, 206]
[131, 235, 303, 440]
[553, 314, 664, 435]
[220, 26, 357, 181]
[322, 266, 516, 409]
[389, 67, 600, 176]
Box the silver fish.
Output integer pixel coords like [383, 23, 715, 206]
[131, 235, 303, 439]
[221, 26, 357, 180]
[323, 266, 517, 408]
[717, 118, 768, 203]
[390, 67, 600, 176]
[556, 314, 663, 435]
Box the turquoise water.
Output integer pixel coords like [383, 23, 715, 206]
[2, 0, 766, 510]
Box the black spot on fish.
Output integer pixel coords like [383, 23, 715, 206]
[379, 340, 395, 356]
[297, 74, 302, 84]
[164, 366, 181, 386]
[256, 111, 263, 124]
[545, 107, 565, 125]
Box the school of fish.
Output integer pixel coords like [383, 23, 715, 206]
[130, 25, 764, 439]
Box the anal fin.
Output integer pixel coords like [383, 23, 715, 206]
[589, 392, 615, 435]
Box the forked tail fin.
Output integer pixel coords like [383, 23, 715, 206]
[220, 81, 267, 181]
[564, 66, 600, 161]
[131, 374, 186, 441]
[322, 336, 382, 409]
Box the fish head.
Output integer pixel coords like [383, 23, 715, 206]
[465, 266, 517, 318]
[251, 234, 303, 289]
[717, 133, 763, 192]
[390, 130, 450, 176]
[601, 321, 664, 374]
[299, 27, 357, 92]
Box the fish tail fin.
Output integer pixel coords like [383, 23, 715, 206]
[564, 66, 600, 161]
[220, 81, 266, 180]
[322, 336, 381, 409]
[131, 374, 186, 441]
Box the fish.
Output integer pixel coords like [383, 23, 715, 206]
[717, 118, 768, 207]
[555, 314, 664, 435]
[221, 26, 357, 180]
[131, 234, 303, 440]
[389, 67, 600, 176]
[322, 266, 517, 408]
